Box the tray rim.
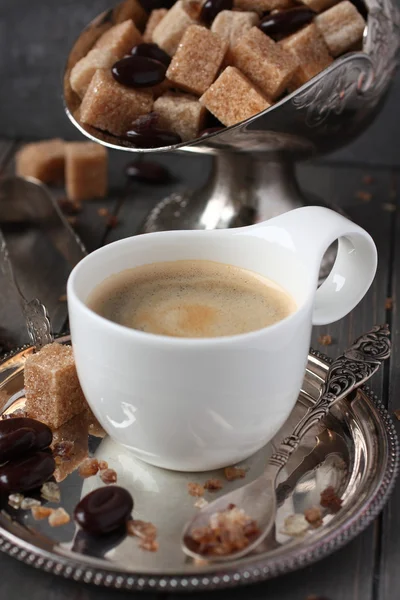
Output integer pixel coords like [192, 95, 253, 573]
[0, 340, 398, 593]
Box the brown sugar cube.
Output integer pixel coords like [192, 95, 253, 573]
[200, 66, 270, 127]
[51, 412, 89, 483]
[231, 27, 298, 100]
[315, 1, 366, 57]
[299, 0, 338, 13]
[234, 0, 293, 13]
[167, 26, 228, 96]
[24, 343, 87, 430]
[80, 69, 153, 137]
[143, 9, 168, 42]
[211, 11, 259, 62]
[152, 1, 198, 55]
[114, 0, 148, 29]
[65, 142, 108, 201]
[15, 139, 65, 184]
[94, 20, 142, 58]
[154, 92, 206, 141]
[70, 48, 118, 99]
[280, 23, 333, 90]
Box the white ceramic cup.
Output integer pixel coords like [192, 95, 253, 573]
[67, 206, 377, 472]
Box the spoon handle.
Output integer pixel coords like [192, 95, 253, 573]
[0, 229, 53, 350]
[268, 324, 391, 469]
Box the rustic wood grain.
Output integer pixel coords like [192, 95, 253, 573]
[377, 171, 399, 600]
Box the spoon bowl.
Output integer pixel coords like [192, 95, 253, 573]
[181, 325, 391, 563]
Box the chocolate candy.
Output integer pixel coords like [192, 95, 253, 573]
[131, 43, 171, 67]
[125, 128, 182, 148]
[125, 161, 171, 183]
[201, 0, 233, 25]
[112, 56, 166, 88]
[74, 486, 133, 535]
[0, 418, 52, 463]
[0, 451, 55, 493]
[259, 8, 315, 41]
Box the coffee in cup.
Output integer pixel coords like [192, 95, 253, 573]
[87, 259, 297, 338]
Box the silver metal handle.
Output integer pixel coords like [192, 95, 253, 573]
[268, 324, 391, 469]
[0, 229, 53, 350]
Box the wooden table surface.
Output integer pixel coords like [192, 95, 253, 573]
[0, 1, 399, 594]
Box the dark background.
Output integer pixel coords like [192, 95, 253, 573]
[1, 2, 400, 600]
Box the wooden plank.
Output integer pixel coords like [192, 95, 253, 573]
[377, 171, 399, 600]
[0, 551, 163, 600]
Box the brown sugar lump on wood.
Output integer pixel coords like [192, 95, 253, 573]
[94, 20, 142, 58]
[15, 139, 65, 184]
[70, 48, 118, 99]
[200, 66, 270, 127]
[154, 92, 206, 141]
[231, 27, 299, 100]
[166, 26, 228, 96]
[315, 1, 366, 57]
[143, 9, 168, 42]
[234, 0, 293, 13]
[114, 0, 148, 29]
[211, 11, 259, 61]
[24, 343, 87, 430]
[80, 69, 153, 137]
[280, 23, 333, 90]
[152, 1, 198, 55]
[65, 142, 108, 201]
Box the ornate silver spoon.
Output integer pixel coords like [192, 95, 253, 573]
[182, 324, 391, 562]
[0, 228, 53, 350]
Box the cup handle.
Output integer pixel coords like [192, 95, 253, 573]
[253, 206, 377, 326]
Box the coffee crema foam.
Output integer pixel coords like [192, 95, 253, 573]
[87, 260, 296, 338]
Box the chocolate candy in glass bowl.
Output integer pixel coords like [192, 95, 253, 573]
[74, 486, 134, 535]
[0, 417, 52, 463]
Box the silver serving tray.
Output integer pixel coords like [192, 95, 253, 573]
[0, 336, 398, 592]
